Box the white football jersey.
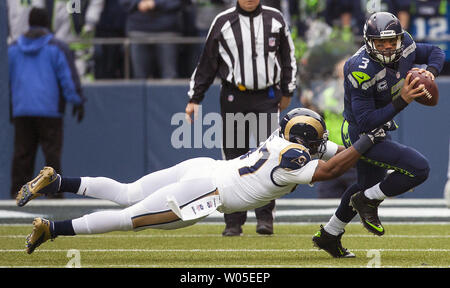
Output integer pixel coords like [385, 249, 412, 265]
[213, 130, 320, 213]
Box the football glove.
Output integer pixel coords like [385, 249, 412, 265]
[382, 120, 398, 131]
[365, 127, 386, 144]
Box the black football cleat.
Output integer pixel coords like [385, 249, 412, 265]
[222, 225, 243, 237]
[312, 225, 355, 258]
[256, 221, 273, 235]
[350, 191, 385, 236]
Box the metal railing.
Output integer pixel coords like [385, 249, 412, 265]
[71, 36, 206, 80]
[71, 34, 449, 80]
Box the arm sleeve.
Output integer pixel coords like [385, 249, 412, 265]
[54, 46, 83, 105]
[187, 18, 222, 104]
[347, 76, 398, 133]
[414, 42, 445, 77]
[320, 140, 339, 161]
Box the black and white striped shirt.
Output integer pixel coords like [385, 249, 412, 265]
[188, 3, 297, 103]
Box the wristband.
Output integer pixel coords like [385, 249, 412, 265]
[352, 135, 374, 154]
[392, 96, 408, 112]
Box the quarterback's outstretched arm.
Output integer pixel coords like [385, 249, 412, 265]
[311, 129, 384, 183]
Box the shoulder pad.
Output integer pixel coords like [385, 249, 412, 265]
[279, 144, 311, 170]
[346, 53, 384, 91]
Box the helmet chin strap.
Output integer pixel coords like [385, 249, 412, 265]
[369, 36, 403, 64]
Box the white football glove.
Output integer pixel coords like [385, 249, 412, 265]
[365, 127, 386, 144]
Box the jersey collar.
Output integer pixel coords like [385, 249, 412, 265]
[236, 3, 262, 17]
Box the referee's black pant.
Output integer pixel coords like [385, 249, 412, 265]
[220, 82, 281, 229]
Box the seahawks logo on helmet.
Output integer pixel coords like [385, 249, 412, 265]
[279, 108, 328, 156]
[364, 12, 404, 64]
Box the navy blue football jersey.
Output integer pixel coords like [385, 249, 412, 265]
[343, 32, 444, 133]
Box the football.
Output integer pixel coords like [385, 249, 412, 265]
[407, 69, 439, 106]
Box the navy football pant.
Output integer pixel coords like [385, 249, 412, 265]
[335, 123, 430, 223]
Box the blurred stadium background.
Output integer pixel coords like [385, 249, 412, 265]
[0, 1, 449, 220]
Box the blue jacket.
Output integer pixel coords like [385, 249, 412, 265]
[8, 28, 83, 118]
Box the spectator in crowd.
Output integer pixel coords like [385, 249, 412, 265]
[360, 0, 411, 29]
[8, 8, 85, 200]
[185, 0, 233, 76]
[48, 0, 105, 81]
[185, 0, 297, 236]
[6, 0, 45, 44]
[120, 0, 183, 79]
[94, 0, 127, 79]
[300, 57, 358, 198]
[324, 0, 363, 41]
[407, 0, 449, 74]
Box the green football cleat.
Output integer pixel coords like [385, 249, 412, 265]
[26, 218, 55, 254]
[312, 225, 355, 258]
[16, 167, 61, 207]
[350, 191, 385, 236]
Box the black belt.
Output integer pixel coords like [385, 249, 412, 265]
[221, 81, 277, 94]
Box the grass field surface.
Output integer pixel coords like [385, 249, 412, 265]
[1, 223, 449, 268]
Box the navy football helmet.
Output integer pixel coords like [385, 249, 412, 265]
[364, 12, 404, 64]
[279, 108, 328, 155]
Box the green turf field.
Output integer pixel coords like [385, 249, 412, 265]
[1, 223, 449, 268]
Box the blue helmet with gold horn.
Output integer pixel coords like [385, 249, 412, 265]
[279, 108, 328, 155]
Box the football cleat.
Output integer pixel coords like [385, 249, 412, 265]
[350, 191, 385, 236]
[26, 218, 55, 254]
[16, 166, 61, 207]
[312, 225, 355, 258]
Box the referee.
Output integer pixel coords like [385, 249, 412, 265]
[185, 0, 297, 236]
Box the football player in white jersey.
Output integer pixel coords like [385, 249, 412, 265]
[16, 108, 385, 255]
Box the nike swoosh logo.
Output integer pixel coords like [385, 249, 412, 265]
[365, 220, 384, 232]
[30, 175, 43, 189]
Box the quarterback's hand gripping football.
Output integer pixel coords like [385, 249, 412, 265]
[410, 67, 435, 81]
[400, 73, 427, 104]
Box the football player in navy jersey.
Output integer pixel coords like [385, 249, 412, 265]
[312, 12, 445, 258]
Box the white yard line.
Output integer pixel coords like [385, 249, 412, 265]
[0, 264, 448, 268]
[1, 234, 449, 238]
[1, 248, 449, 252]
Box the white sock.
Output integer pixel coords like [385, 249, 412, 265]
[364, 183, 387, 200]
[324, 214, 347, 236]
[71, 209, 132, 234]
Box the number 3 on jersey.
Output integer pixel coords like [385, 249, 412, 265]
[238, 143, 270, 176]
